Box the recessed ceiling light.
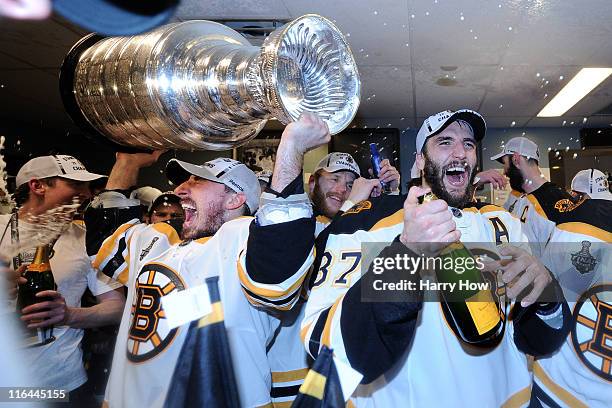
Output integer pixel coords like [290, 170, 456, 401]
[537, 68, 612, 117]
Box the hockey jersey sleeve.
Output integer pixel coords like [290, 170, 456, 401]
[520, 182, 574, 257]
[301, 235, 423, 385]
[86, 191, 181, 285]
[238, 174, 316, 311]
[92, 220, 182, 285]
[91, 219, 142, 285]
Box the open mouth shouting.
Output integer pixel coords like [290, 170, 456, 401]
[181, 200, 197, 227]
[443, 162, 470, 188]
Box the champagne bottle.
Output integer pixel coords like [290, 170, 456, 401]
[17, 245, 57, 347]
[423, 193, 503, 345]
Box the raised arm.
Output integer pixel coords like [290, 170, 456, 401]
[239, 113, 330, 310]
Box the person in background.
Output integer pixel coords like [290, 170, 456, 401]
[489, 136, 572, 257]
[0, 154, 125, 406]
[309, 152, 400, 235]
[570, 168, 612, 200]
[129, 186, 162, 223]
[147, 191, 184, 225]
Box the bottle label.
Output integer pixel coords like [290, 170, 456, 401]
[465, 290, 501, 335]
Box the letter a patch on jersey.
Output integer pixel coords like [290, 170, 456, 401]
[127, 263, 186, 362]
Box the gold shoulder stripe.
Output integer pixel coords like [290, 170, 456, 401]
[236, 249, 310, 299]
[316, 215, 331, 224]
[272, 368, 309, 383]
[195, 236, 212, 244]
[152, 222, 181, 245]
[478, 204, 506, 214]
[369, 209, 403, 232]
[526, 194, 549, 220]
[299, 370, 326, 400]
[510, 189, 522, 198]
[322, 295, 344, 346]
[533, 362, 588, 408]
[95, 222, 135, 269]
[300, 322, 313, 344]
[556, 222, 612, 242]
[462, 207, 478, 213]
[501, 386, 531, 408]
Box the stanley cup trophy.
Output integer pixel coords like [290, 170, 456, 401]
[60, 14, 360, 151]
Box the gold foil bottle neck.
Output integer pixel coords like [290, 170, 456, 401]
[28, 245, 51, 272]
[422, 192, 438, 203]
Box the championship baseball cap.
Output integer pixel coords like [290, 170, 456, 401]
[166, 158, 260, 214]
[16, 154, 105, 188]
[314, 152, 361, 177]
[129, 186, 163, 211]
[490, 137, 540, 163]
[411, 109, 487, 178]
[53, 0, 179, 36]
[571, 168, 612, 201]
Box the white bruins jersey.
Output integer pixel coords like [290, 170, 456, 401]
[94, 218, 283, 408]
[302, 196, 534, 407]
[267, 302, 310, 407]
[507, 182, 571, 258]
[264, 215, 330, 406]
[535, 199, 612, 408]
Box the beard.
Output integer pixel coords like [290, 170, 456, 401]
[311, 183, 341, 218]
[182, 200, 227, 240]
[505, 161, 525, 193]
[422, 153, 476, 209]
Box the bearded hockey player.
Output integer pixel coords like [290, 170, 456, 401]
[300, 109, 571, 406]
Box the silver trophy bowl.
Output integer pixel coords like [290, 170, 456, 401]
[60, 14, 360, 151]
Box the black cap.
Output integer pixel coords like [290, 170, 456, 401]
[149, 192, 181, 214]
[53, 0, 179, 36]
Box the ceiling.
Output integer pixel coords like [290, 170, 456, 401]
[1, 0, 612, 135]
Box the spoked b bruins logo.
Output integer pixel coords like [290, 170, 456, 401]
[127, 263, 185, 362]
[571, 284, 612, 382]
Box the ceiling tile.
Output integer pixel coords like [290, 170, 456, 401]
[413, 65, 496, 116]
[356, 65, 413, 118]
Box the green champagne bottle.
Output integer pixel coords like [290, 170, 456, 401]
[423, 193, 503, 345]
[17, 245, 57, 347]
